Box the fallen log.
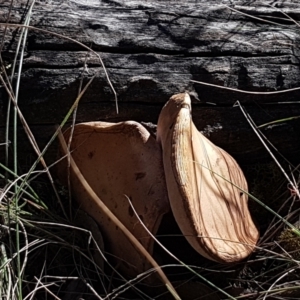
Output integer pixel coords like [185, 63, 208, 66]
[1, 1, 300, 168]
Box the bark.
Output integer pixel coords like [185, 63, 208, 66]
[0, 0, 300, 166]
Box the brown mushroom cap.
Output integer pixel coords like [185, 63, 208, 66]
[157, 93, 259, 263]
[57, 121, 170, 276]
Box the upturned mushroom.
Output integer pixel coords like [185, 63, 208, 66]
[157, 93, 259, 263]
[57, 121, 170, 278]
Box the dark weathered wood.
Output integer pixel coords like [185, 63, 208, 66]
[1, 0, 300, 167]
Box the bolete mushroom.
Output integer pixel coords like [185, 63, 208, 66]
[57, 121, 170, 277]
[157, 93, 259, 263]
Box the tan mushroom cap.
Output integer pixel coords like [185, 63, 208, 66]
[57, 121, 169, 277]
[157, 93, 259, 263]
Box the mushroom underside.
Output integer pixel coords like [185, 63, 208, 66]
[156, 93, 259, 263]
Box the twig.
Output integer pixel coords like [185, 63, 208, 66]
[190, 79, 300, 95]
[234, 101, 300, 199]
